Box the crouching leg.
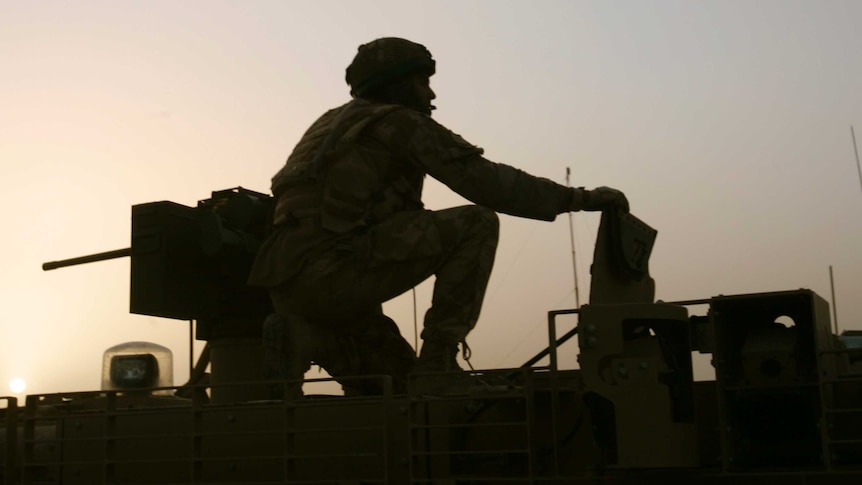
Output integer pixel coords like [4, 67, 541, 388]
[263, 312, 416, 397]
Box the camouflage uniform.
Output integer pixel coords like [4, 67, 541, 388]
[249, 98, 575, 383]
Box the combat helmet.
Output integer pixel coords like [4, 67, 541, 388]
[346, 37, 436, 97]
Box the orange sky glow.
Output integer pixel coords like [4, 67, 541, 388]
[2, 0, 862, 396]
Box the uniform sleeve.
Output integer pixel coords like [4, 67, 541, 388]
[385, 110, 575, 221]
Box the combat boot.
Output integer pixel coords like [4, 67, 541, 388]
[411, 340, 474, 395]
[414, 340, 463, 373]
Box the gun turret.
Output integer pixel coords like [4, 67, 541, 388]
[42, 187, 274, 338]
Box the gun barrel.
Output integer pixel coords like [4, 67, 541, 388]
[42, 248, 132, 271]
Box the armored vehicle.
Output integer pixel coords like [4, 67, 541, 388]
[2, 188, 861, 484]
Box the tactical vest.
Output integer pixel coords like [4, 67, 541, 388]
[271, 99, 424, 234]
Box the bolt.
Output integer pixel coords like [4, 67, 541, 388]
[639, 361, 648, 370]
[227, 414, 235, 423]
[617, 366, 628, 378]
[586, 336, 598, 347]
[585, 323, 597, 333]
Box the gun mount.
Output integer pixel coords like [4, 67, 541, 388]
[42, 187, 274, 339]
[2, 189, 861, 484]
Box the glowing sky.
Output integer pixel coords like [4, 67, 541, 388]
[2, 0, 862, 396]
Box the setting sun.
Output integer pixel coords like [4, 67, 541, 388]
[9, 377, 26, 394]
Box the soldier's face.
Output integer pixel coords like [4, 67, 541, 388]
[410, 74, 436, 115]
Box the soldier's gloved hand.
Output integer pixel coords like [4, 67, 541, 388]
[571, 186, 629, 212]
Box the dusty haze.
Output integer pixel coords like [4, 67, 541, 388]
[2, 0, 861, 396]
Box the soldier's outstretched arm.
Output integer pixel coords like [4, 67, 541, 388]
[388, 110, 628, 219]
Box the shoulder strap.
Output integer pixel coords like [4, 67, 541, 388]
[308, 103, 402, 179]
[339, 104, 401, 144]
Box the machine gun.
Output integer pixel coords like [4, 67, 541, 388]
[43, 187, 274, 339]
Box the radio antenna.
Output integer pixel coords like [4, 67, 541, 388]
[566, 167, 581, 308]
[829, 265, 839, 335]
[853, 126, 862, 200]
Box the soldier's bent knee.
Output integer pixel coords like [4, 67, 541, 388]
[466, 205, 499, 238]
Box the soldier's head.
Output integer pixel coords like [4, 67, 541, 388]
[346, 37, 436, 116]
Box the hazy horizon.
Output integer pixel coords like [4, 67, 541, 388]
[2, 0, 861, 397]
